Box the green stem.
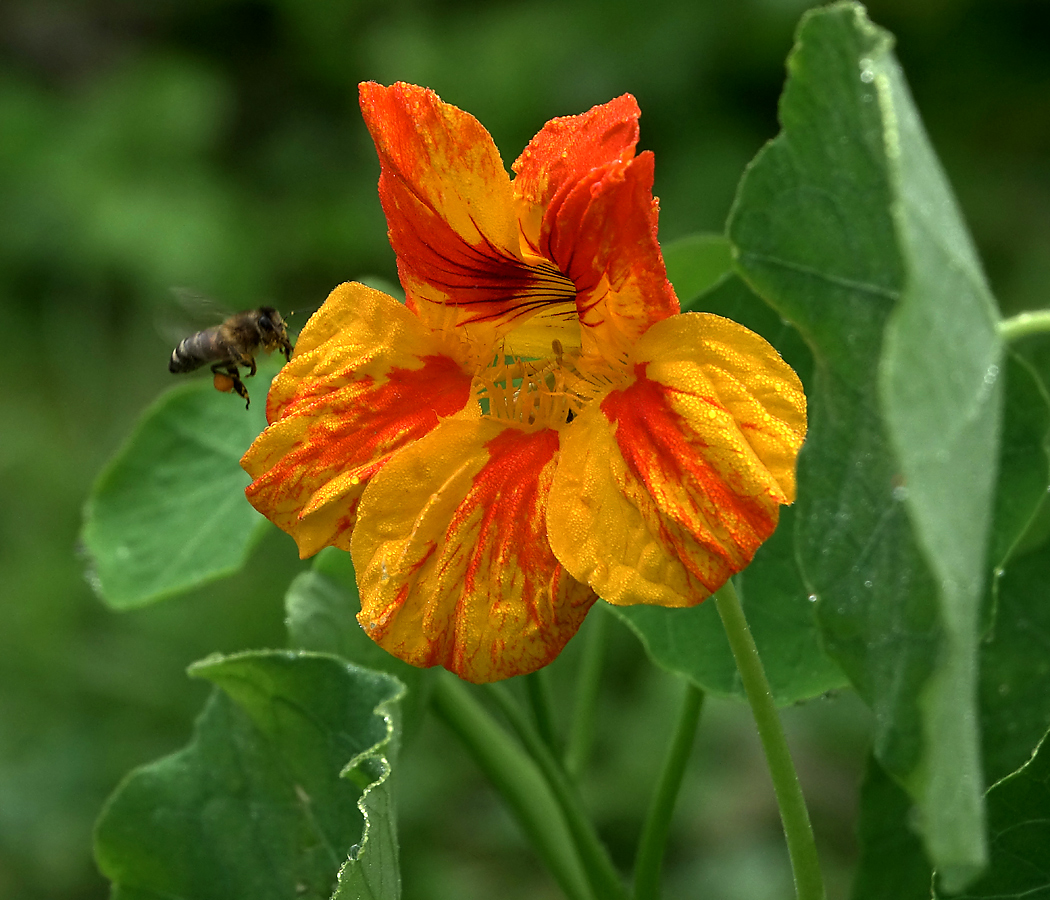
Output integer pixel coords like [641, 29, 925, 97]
[565, 606, 610, 777]
[999, 309, 1050, 343]
[431, 675, 594, 900]
[632, 680, 705, 900]
[487, 683, 629, 900]
[525, 669, 559, 755]
[713, 580, 825, 900]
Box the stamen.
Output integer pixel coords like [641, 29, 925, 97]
[473, 353, 583, 429]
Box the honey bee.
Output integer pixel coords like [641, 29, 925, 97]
[168, 306, 293, 409]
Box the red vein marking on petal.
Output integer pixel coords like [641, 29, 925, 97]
[390, 199, 576, 324]
[451, 426, 563, 622]
[600, 364, 779, 587]
[247, 354, 472, 531]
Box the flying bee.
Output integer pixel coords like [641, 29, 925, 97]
[168, 306, 293, 409]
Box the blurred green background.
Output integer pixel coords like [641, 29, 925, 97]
[1, 0, 1046, 897]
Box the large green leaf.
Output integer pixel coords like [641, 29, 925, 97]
[851, 756, 932, 900]
[94, 651, 403, 900]
[80, 380, 270, 609]
[936, 729, 1050, 900]
[979, 545, 1050, 790]
[978, 353, 1050, 787]
[728, 2, 1002, 887]
[984, 354, 1050, 572]
[850, 353, 1050, 899]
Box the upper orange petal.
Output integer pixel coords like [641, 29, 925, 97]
[547, 313, 806, 607]
[360, 82, 573, 331]
[241, 283, 476, 558]
[512, 94, 641, 251]
[542, 152, 679, 361]
[352, 417, 597, 683]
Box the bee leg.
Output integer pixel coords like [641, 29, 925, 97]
[231, 375, 250, 409]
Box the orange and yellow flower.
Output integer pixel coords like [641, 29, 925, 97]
[241, 82, 806, 683]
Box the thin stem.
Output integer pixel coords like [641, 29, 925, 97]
[999, 309, 1050, 344]
[525, 669, 560, 755]
[713, 580, 825, 900]
[565, 606, 610, 777]
[487, 683, 629, 900]
[431, 675, 594, 900]
[632, 679, 705, 900]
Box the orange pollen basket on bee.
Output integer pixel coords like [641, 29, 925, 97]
[213, 372, 235, 393]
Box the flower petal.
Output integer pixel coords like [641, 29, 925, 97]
[543, 152, 679, 360]
[360, 82, 573, 330]
[512, 94, 640, 250]
[547, 313, 806, 607]
[242, 283, 475, 558]
[352, 418, 596, 683]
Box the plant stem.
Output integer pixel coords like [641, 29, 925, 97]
[713, 580, 825, 900]
[999, 309, 1050, 344]
[431, 675, 594, 900]
[487, 683, 629, 900]
[632, 679, 705, 900]
[565, 606, 610, 777]
[525, 669, 559, 755]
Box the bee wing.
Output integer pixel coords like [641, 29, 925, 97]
[156, 287, 231, 347]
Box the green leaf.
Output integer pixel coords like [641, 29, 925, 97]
[977, 353, 1050, 787]
[662, 232, 733, 307]
[852, 353, 1050, 899]
[286, 547, 432, 738]
[94, 651, 403, 900]
[980, 545, 1050, 790]
[851, 755, 932, 900]
[612, 504, 847, 706]
[80, 380, 270, 609]
[986, 354, 1050, 570]
[727, 2, 1002, 887]
[936, 729, 1050, 899]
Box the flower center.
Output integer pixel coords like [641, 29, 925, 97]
[473, 350, 583, 430]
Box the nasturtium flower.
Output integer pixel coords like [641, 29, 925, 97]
[242, 82, 807, 684]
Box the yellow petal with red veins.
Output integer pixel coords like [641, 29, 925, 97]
[352, 418, 597, 684]
[547, 313, 806, 607]
[242, 282, 476, 558]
